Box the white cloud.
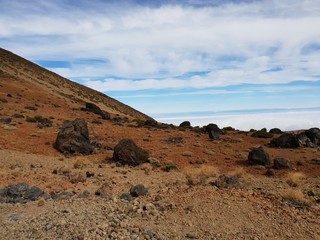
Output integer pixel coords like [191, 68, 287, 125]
[1, 0, 320, 89]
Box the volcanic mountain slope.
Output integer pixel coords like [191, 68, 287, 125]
[0, 48, 319, 239]
[0, 48, 151, 121]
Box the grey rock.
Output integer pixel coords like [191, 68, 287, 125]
[55, 118, 93, 155]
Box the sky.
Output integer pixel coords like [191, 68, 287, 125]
[1, 0, 320, 130]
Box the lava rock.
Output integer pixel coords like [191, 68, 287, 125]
[81, 102, 110, 120]
[251, 128, 273, 138]
[24, 186, 43, 201]
[273, 158, 291, 169]
[130, 184, 148, 197]
[120, 193, 135, 201]
[269, 133, 301, 148]
[144, 119, 158, 127]
[0, 183, 44, 204]
[269, 128, 283, 134]
[179, 121, 191, 127]
[265, 169, 275, 176]
[206, 124, 221, 140]
[211, 174, 241, 188]
[304, 128, 320, 146]
[0, 118, 12, 124]
[248, 146, 270, 166]
[113, 139, 149, 166]
[55, 118, 94, 155]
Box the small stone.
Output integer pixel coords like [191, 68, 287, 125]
[7, 213, 23, 221]
[46, 223, 54, 231]
[130, 184, 148, 197]
[182, 151, 193, 157]
[120, 193, 135, 202]
[265, 169, 275, 177]
[203, 149, 215, 155]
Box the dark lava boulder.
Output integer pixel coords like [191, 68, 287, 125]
[144, 119, 158, 127]
[304, 128, 320, 146]
[273, 158, 291, 169]
[206, 123, 221, 140]
[248, 146, 270, 166]
[82, 102, 110, 120]
[113, 139, 149, 166]
[179, 121, 191, 128]
[55, 118, 94, 155]
[269, 128, 283, 134]
[269, 133, 301, 148]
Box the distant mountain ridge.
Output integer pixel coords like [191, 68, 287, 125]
[0, 48, 152, 121]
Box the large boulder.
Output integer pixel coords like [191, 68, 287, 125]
[55, 118, 94, 155]
[179, 121, 191, 128]
[269, 133, 301, 148]
[82, 102, 110, 120]
[248, 146, 270, 166]
[206, 123, 221, 140]
[269, 128, 283, 134]
[113, 139, 149, 166]
[304, 128, 320, 146]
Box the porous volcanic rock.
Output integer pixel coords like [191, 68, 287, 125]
[81, 102, 110, 120]
[248, 146, 270, 166]
[113, 139, 149, 166]
[269, 128, 283, 134]
[304, 128, 320, 146]
[273, 158, 291, 169]
[130, 184, 148, 197]
[179, 121, 191, 127]
[269, 133, 301, 148]
[55, 118, 94, 155]
[144, 119, 158, 127]
[206, 123, 221, 140]
[0, 183, 43, 204]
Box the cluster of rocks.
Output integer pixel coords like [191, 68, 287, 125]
[248, 146, 291, 169]
[55, 118, 150, 169]
[0, 183, 43, 204]
[270, 128, 320, 148]
[1, 197, 163, 240]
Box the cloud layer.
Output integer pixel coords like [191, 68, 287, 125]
[1, 0, 320, 91]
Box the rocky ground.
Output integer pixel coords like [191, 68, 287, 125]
[0, 48, 320, 239]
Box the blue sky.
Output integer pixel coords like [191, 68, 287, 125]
[1, 0, 320, 130]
